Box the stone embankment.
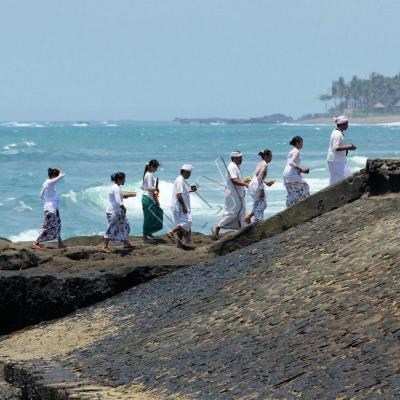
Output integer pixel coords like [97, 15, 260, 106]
[0, 159, 399, 399]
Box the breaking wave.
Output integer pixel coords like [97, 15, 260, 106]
[1, 141, 37, 155]
[349, 156, 367, 167]
[1, 122, 46, 128]
[9, 229, 39, 242]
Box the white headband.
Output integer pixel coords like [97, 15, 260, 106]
[231, 151, 242, 157]
[181, 164, 193, 172]
[334, 115, 349, 124]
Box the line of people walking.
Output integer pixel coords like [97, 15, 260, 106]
[33, 115, 356, 250]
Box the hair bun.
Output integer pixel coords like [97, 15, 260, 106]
[258, 151, 263, 156]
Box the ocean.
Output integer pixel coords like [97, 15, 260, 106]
[1, 121, 399, 242]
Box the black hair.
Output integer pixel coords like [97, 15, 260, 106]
[290, 136, 303, 146]
[143, 159, 160, 180]
[111, 172, 125, 182]
[48, 168, 60, 178]
[258, 149, 272, 158]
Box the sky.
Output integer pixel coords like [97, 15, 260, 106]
[0, 0, 399, 121]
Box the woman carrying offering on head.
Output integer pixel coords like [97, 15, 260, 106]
[244, 149, 274, 224]
[101, 172, 134, 253]
[283, 136, 310, 208]
[34, 168, 66, 249]
[141, 159, 163, 242]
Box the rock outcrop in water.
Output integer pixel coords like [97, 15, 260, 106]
[0, 159, 399, 399]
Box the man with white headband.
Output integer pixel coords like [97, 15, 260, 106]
[212, 151, 249, 239]
[327, 115, 357, 185]
[167, 164, 197, 248]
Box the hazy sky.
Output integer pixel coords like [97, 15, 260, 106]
[0, 0, 399, 120]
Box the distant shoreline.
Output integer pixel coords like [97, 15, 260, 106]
[175, 114, 400, 126]
[297, 115, 400, 125]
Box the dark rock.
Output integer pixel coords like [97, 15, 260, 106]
[367, 158, 400, 194]
[0, 249, 39, 271]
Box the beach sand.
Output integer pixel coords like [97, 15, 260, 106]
[298, 114, 400, 125]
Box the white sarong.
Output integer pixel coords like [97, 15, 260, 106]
[218, 189, 247, 230]
[173, 209, 192, 232]
[328, 161, 350, 186]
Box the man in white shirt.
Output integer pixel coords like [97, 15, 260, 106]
[213, 151, 249, 239]
[327, 115, 357, 185]
[167, 164, 197, 249]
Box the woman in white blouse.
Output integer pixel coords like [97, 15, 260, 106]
[141, 159, 163, 242]
[101, 172, 135, 252]
[283, 136, 310, 208]
[34, 168, 66, 249]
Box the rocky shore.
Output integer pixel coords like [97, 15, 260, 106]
[0, 234, 214, 335]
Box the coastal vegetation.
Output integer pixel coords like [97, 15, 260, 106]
[319, 72, 400, 116]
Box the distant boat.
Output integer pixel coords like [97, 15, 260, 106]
[73, 122, 89, 127]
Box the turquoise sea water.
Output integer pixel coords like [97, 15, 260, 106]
[1, 121, 400, 241]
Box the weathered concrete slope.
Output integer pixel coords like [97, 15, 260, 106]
[1, 194, 399, 399]
[209, 158, 400, 256]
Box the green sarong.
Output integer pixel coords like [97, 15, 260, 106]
[142, 195, 163, 236]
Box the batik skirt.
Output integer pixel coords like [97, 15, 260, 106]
[251, 195, 267, 221]
[284, 181, 310, 208]
[37, 209, 61, 243]
[104, 212, 130, 242]
[142, 195, 163, 236]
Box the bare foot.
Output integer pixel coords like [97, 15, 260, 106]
[32, 243, 43, 250]
[166, 231, 176, 243]
[243, 215, 252, 225]
[123, 241, 134, 249]
[211, 225, 220, 241]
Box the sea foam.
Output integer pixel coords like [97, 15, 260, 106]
[349, 156, 367, 167]
[10, 229, 39, 242]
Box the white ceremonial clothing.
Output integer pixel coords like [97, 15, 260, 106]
[327, 128, 350, 185]
[106, 183, 124, 215]
[172, 175, 192, 232]
[327, 129, 347, 162]
[248, 160, 268, 195]
[283, 148, 304, 184]
[218, 162, 247, 230]
[328, 162, 350, 186]
[334, 115, 348, 124]
[142, 171, 156, 201]
[181, 164, 193, 172]
[39, 173, 65, 213]
[226, 162, 245, 197]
